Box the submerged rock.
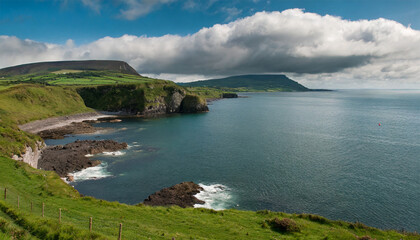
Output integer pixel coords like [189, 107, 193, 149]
[143, 182, 205, 208]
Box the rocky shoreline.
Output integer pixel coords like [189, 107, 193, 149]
[18, 112, 208, 207]
[143, 182, 205, 208]
[39, 140, 127, 180]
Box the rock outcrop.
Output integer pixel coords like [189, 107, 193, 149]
[11, 141, 45, 168]
[38, 140, 127, 177]
[222, 93, 238, 98]
[180, 95, 209, 113]
[38, 121, 106, 139]
[143, 182, 205, 208]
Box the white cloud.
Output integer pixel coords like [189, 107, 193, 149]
[118, 0, 177, 20]
[81, 0, 102, 13]
[2, 9, 420, 88]
[221, 7, 242, 21]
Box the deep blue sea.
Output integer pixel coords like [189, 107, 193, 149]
[46, 90, 420, 232]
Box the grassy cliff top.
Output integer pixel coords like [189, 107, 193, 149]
[0, 60, 139, 77]
[0, 71, 157, 90]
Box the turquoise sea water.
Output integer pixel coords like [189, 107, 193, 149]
[46, 90, 420, 232]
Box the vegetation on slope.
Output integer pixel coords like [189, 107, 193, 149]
[0, 71, 152, 87]
[179, 74, 309, 92]
[0, 85, 91, 157]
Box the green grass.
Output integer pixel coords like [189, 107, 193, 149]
[0, 71, 154, 86]
[183, 87, 224, 99]
[0, 84, 92, 157]
[0, 85, 91, 124]
[0, 157, 417, 240]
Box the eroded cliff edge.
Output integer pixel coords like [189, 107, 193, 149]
[77, 84, 209, 116]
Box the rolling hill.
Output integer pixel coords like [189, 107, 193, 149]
[0, 60, 139, 77]
[180, 74, 309, 92]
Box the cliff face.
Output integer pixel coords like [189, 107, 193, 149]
[11, 141, 45, 168]
[78, 84, 208, 115]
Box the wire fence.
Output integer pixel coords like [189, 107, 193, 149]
[0, 186, 125, 240]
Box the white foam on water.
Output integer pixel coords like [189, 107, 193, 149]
[70, 163, 112, 182]
[194, 184, 233, 210]
[102, 151, 125, 156]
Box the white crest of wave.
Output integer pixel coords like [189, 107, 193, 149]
[194, 184, 232, 210]
[70, 163, 112, 182]
[102, 151, 125, 156]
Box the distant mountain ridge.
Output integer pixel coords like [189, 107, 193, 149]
[0, 60, 139, 76]
[180, 74, 309, 92]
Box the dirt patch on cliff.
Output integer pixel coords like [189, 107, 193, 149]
[143, 182, 205, 208]
[38, 140, 127, 177]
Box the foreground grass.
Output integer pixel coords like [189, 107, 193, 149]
[0, 158, 417, 240]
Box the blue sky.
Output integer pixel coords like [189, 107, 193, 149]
[1, 0, 420, 88]
[1, 0, 419, 44]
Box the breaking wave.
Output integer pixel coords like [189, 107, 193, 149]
[102, 151, 125, 156]
[70, 163, 112, 182]
[194, 184, 233, 210]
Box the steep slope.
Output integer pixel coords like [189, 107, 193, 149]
[180, 74, 309, 92]
[0, 60, 139, 77]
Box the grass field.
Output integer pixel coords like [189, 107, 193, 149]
[0, 71, 154, 86]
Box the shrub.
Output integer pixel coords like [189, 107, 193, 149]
[267, 217, 300, 233]
[297, 213, 331, 224]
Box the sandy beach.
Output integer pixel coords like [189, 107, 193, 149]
[18, 111, 117, 134]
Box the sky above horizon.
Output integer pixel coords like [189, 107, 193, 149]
[1, 0, 420, 88]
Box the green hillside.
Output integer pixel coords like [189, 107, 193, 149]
[180, 74, 309, 92]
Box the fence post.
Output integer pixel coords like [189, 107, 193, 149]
[42, 202, 45, 217]
[118, 223, 122, 240]
[89, 217, 92, 232]
[4, 188, 6, 200]
[59, 208, 61, 224]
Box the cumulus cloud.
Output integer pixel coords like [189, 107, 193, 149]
[1, 9, 420, 87]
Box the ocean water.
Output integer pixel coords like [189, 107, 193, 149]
[46, 90, 420, 231]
